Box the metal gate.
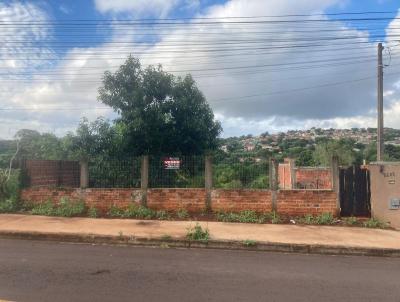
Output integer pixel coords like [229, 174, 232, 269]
[339, 166, 371, 217]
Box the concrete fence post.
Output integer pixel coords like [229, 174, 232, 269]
[289, 158, 297, 189]
[205, 155, 213, 212]
[269, 158, 278, 212]
[140, 155, 149, 206]
[331, 156, 340, 214]
[79, 159, 89, 189]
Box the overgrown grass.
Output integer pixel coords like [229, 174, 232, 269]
[0, 169, 21, 213]
[298, 213, 335, 225]
[88, 207, 99, 218]
[216, 210, 281, 224]
[342, 216, 359, 226]
[108, 204, 171, 220]
[242, 239, 257, 247]
[363, 218, 389, 229]
[186, 223, 210, 242]
[31, 197, 86, 217]
[176, 208, 189, 219]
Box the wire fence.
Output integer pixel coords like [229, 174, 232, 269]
[213, 155, 269, 189]
[149, 155, 205, 188]
[89, 157, 141, 188]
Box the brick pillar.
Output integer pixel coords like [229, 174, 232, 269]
[269, 158, 278, 212]
[140, 155, 149, 206]
[205, 155, 213, 212]
[80, 159, 89, 189]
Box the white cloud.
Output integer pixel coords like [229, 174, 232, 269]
[94, 0, 181, 17]
[1, 0, 400, 139]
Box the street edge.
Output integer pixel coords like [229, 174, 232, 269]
[0, 230, 399, 257]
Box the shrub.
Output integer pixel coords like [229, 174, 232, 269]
[31, 200, 55, 216]
[186, 223, 210, 242]
[363, 218, 388, 229]
[121, 204, 156, 219]
[53, 197, 86, 217]
[131, 205, 156, 219]
[270, 211, 281, 224]
[176, 208, 189, 219]
[299, 213, 334, 225]
[342, 216, 358, 226]
[88, 207, 99, 218]
[156, 210, 170, 220]
[108, 205, 125, 217]
[0, 169, 21, 213]
[314, 213, 335, 225]
[237, 210, 259, 223]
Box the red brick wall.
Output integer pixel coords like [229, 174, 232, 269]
[20, 187, 142, 213]
[24, 160, 80, 187]
[212, 189, 272, 212]
[295, 168, 332, 189]
[147, 189, 206, 212]
[277, 190, 338, 216]
[21, 188, 338, 216]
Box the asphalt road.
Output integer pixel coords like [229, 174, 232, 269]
[0, 239, 400, 302]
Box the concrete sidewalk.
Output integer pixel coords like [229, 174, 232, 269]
[1, 214, 400, 256]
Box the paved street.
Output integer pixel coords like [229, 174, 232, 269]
[0, 239, 400, 302]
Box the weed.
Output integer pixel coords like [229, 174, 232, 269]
[300, 214, 314, 225]
[363, 218, 388, 229]
[270, 211, 281, 224]
[161, 234, 172, 240]
[177, 208, 189, 219]
[156, 210, 170, 220]
[108, 205, 125, 217]
[160, 242, 170, 248]
[53, 197, 86, 217]
[242, 239, 257, 247]
[237, 210, 259, 223]
[342, 216, 358, 226]
[88, 207, 99, 218]
[31, 200, 54, 216]
[0, 199, 20, 213]
[314, 213, 335, 225]
[135, 206, 156, 219]
[299, 213, 334, 225]
[118, 231, 124, 238]
[186, 223, 210, 242]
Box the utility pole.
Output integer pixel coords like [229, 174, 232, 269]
[377, 42, 384, 161]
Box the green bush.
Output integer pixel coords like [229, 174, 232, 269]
[31, 200, 55, 216]
[176, 208, 189, 219]
[156, 210, 170, 220]
[53, 197, 86, 217]
[363, 218, 388, 229]
[0, 169, 21, 213]
[237, 210, 259, 223]
[299, 213, 334, 225]
[88, 207, 99, 218]
[270, 211, 282, 224]
[108, 205, 125, 217]
[342, 216, 358, 226]
[186, 223, 210, 242]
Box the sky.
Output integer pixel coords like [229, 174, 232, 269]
[0, 0, 400, 138]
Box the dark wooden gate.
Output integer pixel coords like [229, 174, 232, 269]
[339, 166, 371, 217]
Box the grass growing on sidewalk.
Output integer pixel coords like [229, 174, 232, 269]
[186, 223, 210, 242]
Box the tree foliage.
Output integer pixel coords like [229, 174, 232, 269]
[98, 56, 221, 155]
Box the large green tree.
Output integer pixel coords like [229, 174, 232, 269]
[98, 56, 221, 155]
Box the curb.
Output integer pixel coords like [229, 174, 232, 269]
[0, 230, 400, 258]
